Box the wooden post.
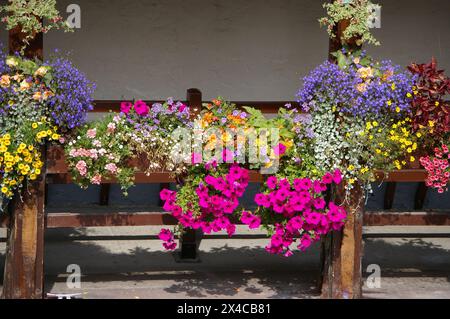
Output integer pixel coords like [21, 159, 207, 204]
[178, 89, 202, 260]
[320, 2, 364, 298]
[2, 27, 45, 299]
[384, 182, 397, 210]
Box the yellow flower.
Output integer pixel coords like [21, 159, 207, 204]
[416, 132, 422, 138]
[29, 174, 37, 181]
[391, 83, 396, 91]
[435, 101, 440, 107]
[283, 139, 294, 149]
[410, 156, 415, 162]
[387, 100, 392, 106]
[395, 107, 401, 113]
[32, 122, 38, 129]
[349, 178, 355, 185]
[348, 165, 355, 171]
[1, 187, 8, 194]
[428, 120, 435, 127]
[406, 93, 412, 98]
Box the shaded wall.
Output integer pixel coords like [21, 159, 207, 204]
[43, 0, 450, 101]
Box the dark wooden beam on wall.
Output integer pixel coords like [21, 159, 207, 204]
[2, 27, 45, 299]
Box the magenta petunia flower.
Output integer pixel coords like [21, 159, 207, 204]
[266, 176, 278, 190]
[322, 172, 333, 184]
[158, 229, 174, 242]
[332, 169, 343, 184]
[134, 100, 149, 116]
[120, 101, 132, 114]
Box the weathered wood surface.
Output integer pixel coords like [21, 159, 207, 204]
[321, 4, 364, 299]
[2, 176, 46, 299]
[2, 25, 45, 300]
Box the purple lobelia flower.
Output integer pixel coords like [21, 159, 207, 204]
[46, 56, 96, 131]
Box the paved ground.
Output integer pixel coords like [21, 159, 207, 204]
[0, 226, 449, 299]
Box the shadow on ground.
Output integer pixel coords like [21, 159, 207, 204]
[1, 229, 449, 298]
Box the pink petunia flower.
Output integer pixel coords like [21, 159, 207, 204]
[134, 100, 149, 116]
[120, 101, 133, 114]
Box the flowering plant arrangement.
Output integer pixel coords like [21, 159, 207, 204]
[65, 113, 135, 194]
[159, 162, 250, 250]
[0, 50, 94, 207]
[420, 144, 449, 193]
[65, 98, 191, 194]
[158, 98, 347, 256]
[120, 98, 191, 175]
[1, 0, 72, 54]
[252, 170, 346, 256]
[319, 0, 381, 47]
[297, 49, 416, 190]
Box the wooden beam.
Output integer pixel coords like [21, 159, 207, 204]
[364, 211, 450, 226]
[46, 212, 178, 228]
[0, 210, 439, 229]
[2, 27, 45, 299]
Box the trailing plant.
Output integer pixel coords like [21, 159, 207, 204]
[319, 0, 381, 47]
[159, 162, 250, 250]
[252, 170, 346, 256]
[420, 144, 450, 193]
[1, 0, 72, 54]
